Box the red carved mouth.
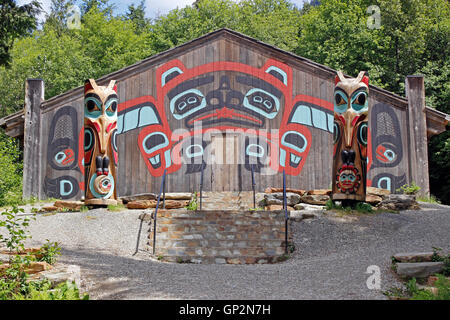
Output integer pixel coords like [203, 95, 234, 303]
[187, 107, 262, 125]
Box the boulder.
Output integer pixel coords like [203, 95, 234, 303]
[264, 187, 305, 196]
[367, 187, 390, 197]
[40, 264, 81, 288]
[163, 193, 192, 200]
[266, 204, 294, 211]
[23, 262, 52, 275]
[290, 211, 319, 221]
[365, 195, 383, 205]
[392, 252, 434, 263]
[294, 203, 325, 211]
[377, 194, 419, 211]
[301, 194, 330, 205]
[163, 200, 189, 209]
[264, 193, 301, 207]
[264, 194, 283, 206]
[53, 200, 84, 211]
[120, 193, 157, 204]
[306, 189, 331, 196]
[126, 200, 157, 209]
[396, 262, 444, 278]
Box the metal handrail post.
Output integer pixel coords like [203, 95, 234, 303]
[251, 164, 256, 208]
[162, 173, 166, 209]
[153, 169, 167, 255]
[200, 161, 204, 210]
[283, 169, 288, 254]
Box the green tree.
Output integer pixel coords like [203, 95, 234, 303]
[0, 0, 41, 66]
[124, 0, 149, 34]
[44, 0, 76, 36]
[149, 0, 301, 52]
[80, 0, 114, 17]
[0, 131, 22, 206]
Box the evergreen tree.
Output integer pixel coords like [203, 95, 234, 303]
[0, 0, 41, 66]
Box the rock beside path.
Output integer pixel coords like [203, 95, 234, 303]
[306, 189, 331, 196]
[264, 193, 301, 207]
[264, 187, 305, 196]
[377, 194, 419, 211]
[120, 193, 157, 204]
[126, 199, 189, 209]
[396, 262, 444, 279]
[301, 194, 330, 205]
[392, 252, 434, 263]
[367, 187, 390, 197]
[54, 200, 84, 211]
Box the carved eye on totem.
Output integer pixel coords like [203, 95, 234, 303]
[333, 121, 340, 144]
[351, 90, 368, 113]
[105, 97, 118, 118]
[85, 95, 102, 118]
[357, 122, 368, 146]
[334, 90, 348, 114]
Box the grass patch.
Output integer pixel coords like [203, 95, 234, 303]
[417, 195, 441, 204]
[42, 212, 57, 217]
[325, 199, 374, 214]
[385, 276, 450, 300]
[107, 203, 125, 212]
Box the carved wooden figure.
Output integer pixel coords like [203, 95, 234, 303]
[84, 79, 118, 205]
[332, 71, 369, 201]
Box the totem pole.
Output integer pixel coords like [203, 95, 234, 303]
[332, 71, 369, 202]
[84, 79, 118, 205]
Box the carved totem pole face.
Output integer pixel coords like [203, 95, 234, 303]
[332, 71, 369, 201]
[84, 79, 118, 205]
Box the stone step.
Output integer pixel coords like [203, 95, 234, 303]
[151, 239, 285, 248]
[392, 252, 434, 263]
[152, 247, 286, 257]
[396, 262, 444, 278]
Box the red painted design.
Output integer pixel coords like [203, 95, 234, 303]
[119, 58, 334, 177]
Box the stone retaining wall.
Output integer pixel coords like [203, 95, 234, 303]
[144, 210, 292, 264]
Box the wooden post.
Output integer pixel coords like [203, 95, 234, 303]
[406, 75, 429, 196]
[23, 79, 44, 200]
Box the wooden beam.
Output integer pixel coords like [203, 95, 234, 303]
[406, 76, 430, 196]
[23, 79, 44, 200]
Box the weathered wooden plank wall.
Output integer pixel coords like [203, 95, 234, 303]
[31, 31, 421, 200]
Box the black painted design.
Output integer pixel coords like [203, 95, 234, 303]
[47, 106, 79, 171]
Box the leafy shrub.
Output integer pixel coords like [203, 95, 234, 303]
[396, 182, 421, 195]
[431, 247, 450, 276]
[407, 275, 450, 300]
[0, 133, 23, 207]
[0, 207, 87, 300]
[186, 192, 198, 210]
[355, 202, 373, 213]
[36, 240, 61, 265]
[0, 206, 31, 254]
[325, 199, 373, 213]
[10, 281, 89, 300]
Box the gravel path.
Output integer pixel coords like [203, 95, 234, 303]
[13, 203, 450, 300]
